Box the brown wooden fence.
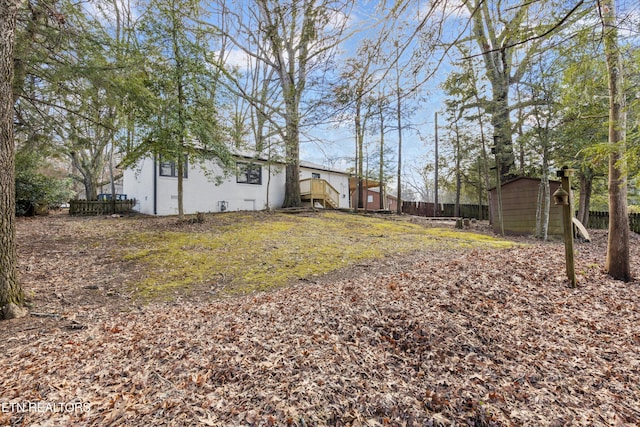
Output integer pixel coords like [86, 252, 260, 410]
[585, 211, 640, 233]
[69, 199, 136, 216]
[402, 201, 489, 220]
[402, 203, 640, 233]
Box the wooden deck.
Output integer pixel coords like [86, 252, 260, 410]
[300, 178, 340, 209]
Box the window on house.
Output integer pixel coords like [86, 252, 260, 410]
[367, 195, 374, 203]
[312, 172, 321, 179]
[159, 154, 188, 178]
[236, 162, 262, 185]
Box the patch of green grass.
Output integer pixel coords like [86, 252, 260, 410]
[120, 211, 516, 299]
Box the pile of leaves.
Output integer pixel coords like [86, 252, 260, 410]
[1, 214, 639, 426]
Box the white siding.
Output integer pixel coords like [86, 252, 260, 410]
[124, 156, 350, 215]
[123, 157, 155, 215]
[124, 156, 286, 215]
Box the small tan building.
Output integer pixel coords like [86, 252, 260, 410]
[488, 177, 564, 236]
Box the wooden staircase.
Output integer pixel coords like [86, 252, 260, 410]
[300, 178, 340, 209]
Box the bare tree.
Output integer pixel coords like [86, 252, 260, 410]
[333, 39, 384, 209]
[215, 0, 354, 208]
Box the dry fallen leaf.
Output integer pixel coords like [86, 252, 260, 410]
[1, 214, 639, 426]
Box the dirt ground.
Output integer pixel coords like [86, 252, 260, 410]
[1, 211, 639, 426]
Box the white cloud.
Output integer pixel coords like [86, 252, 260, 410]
[421, 0, 470, 22]
[222, 48, 251, 72]
[84, 0, 141, 30]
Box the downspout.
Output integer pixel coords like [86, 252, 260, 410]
[153, 154, 158, 215]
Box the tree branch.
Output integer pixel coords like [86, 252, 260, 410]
[462, 0, 586, 60]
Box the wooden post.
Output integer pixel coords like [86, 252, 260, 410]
[556, 167, 576, 287]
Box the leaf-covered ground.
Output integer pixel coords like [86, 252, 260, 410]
[1, 212, 639, 426]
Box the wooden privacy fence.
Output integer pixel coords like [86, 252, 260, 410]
[69, 199, 136, 216]
[402, 201, 489, 220]
[402, 204, 640, 233]
[586, 211, 640, 233]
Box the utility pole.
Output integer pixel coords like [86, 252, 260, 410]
[395, 42, 403, 215]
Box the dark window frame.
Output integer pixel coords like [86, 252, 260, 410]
[159, 154, 188, 178]
[236, 161, 262, 185]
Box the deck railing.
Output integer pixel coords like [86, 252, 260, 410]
[300, 178, 340, 208]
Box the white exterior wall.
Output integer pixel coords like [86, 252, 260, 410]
[124, 156, 351, 215]
[124, 156, 286, 215]
[123, 157, 155, 215]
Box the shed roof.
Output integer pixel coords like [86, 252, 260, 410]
[488, 176, 560, 192]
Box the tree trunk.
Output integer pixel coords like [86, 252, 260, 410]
[379, 102, 385, 210]
[355, 102, 364, 209]
[177, 153, 184, 220]
[283, 162, 301, 208]
[535, 179, 543, 238]
[535, 175, 550, 241]
[69, 150, 102, 200]
[577, 169, 593, 227]
[601, 0, 631, 281]
[109, 139, 116, 214]
[476, 112, 489, 220]
[492, 84, 515, 179]
[282, 122, 301, 208]
[0, 0, 25, 319]
[454, 121, 461, 218]
[395, 45, 402, 215]
[534, 103, 551, 240]
[542, 177, 549, 241]
[467, 0, 518, 182]
[173, 13, 186, 220]
[395, 92, 402, 215]
[515, 86, 526, 176]
[477, 161, 483, 219]
[83, 174, 98, 201]
[279, 77, 301, 209]
[352, 137, 359, 210]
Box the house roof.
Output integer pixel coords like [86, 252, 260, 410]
[232, 149, 349, 176]
[299, 160, 349, 175]
[348, 177, 384, 192]
[123, 146, 350, 176]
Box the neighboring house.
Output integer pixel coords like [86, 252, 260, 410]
[488, 177, 563, 236]
[349, 178, 397, 211]
[123, 154, 350, 215]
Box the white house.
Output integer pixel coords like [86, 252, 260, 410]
[123, 154, 351, 215]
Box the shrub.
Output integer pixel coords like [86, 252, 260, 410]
[15, 151, 76, 216]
